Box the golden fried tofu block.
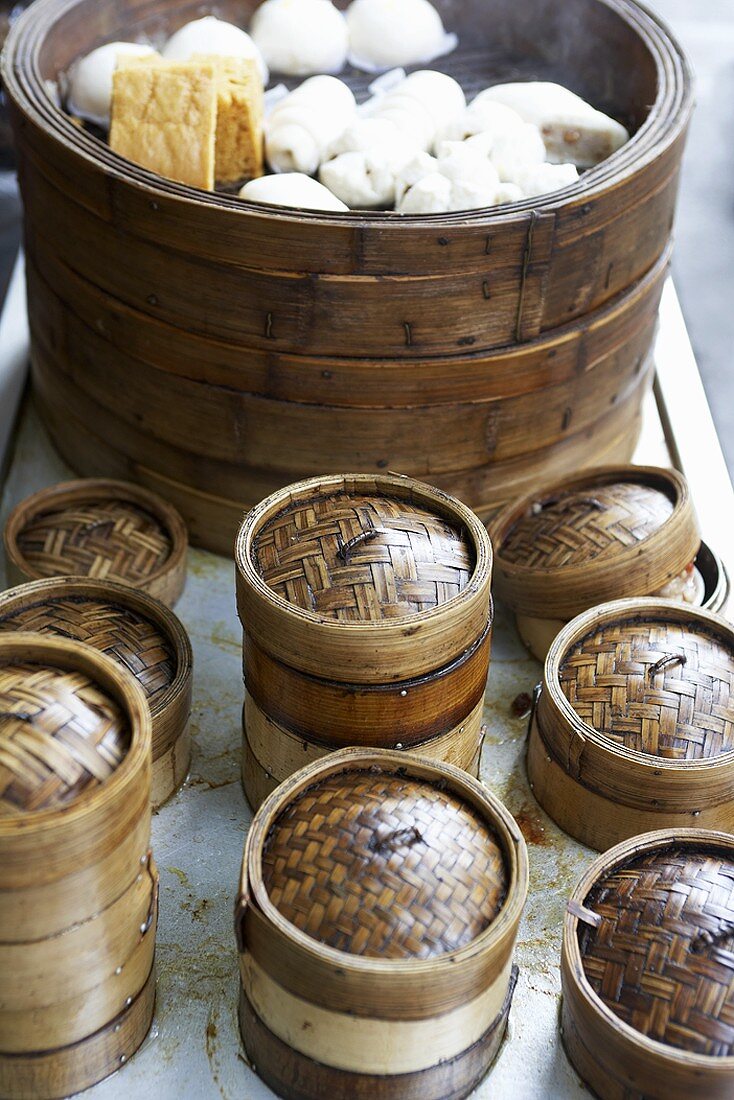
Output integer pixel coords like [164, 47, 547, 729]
[197, 55, 264, 185]
[110, 58, 218, 190]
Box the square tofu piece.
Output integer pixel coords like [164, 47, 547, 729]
[110, 58, 218, 190]
[197, 55, 264, 185]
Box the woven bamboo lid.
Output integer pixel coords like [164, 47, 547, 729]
[4, 479, 188, 607]
[236, 475, 493, 683]
[491, 466, 700, 619]
[261, 767, 508, 960]
[558, 605, 734, 762]
[578, 840, 734, 1055]
[0, 656, 130, 813]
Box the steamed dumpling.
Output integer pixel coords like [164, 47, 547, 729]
[346, 0, 457, 72]
[251, 0, 348, 76]
[265, 76, 357, 174]
[67, 42, 156, 128]
[240, 172, 349, 211]
[162, 16, 268, 83]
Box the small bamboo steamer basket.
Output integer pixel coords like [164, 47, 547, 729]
[235, 474, 493, 808]
[3, 478, 188, 607]
[561, 829, 734, 1100]
[527, 597, 734, 851]
[0, 633, 156, 1098]
[491, 465, 702, 660]
[0, 576, 193, 807]
[235, 747, 528, 1100]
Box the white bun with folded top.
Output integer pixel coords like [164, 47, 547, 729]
[346, 0, 457, 71]
[162, 16, 269, 83]
[265, 75, 357, 174]
[67, 42, 157, 128]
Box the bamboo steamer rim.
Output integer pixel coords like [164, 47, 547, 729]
[1, 0, 693, 225]
[563, 827, 734, 1071]
[0, 632, 151, 834]
[239, 747, 528, 980]
[490, 466, 700, 619]
[3, 477, 188, 600]
[0, 575, 192, 723]
[543, 596, 734, 779]
[236, 474, 492, 682]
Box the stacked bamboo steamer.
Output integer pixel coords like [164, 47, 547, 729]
[562, 829, 734, 1099]
[491, 465, 716, 660]
[528, 597, 734, 851]
[235, 474, 493, 809]
[236, 748, 528, 1100]
[2, 0, 693, 552]
[0, 634, 157, 1100]
[0, 577, 193, 807]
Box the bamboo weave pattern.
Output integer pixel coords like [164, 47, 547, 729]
[560, 617, 734, 759]
[253, 493, 473, 621]
[0, 661, 129, 812]
[16, 501, 172, 584]
[262, 768, 507, 959]
[580, 847, 734, 1056]
[0, 598, 176, 703]
[500, 483, 673, 569]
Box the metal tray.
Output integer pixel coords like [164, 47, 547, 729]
[1, 254, 732, 1099]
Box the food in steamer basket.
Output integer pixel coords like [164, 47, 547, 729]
[60, 0, 630, 212]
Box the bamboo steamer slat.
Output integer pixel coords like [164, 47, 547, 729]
[236, 749, 528, 1100]
[0, 577, 193, 807]
[31, 347, 649, 555]
[242, 693, 485, 808]
[1, 0, 691, 552]
[527, 598, 734, 850]
[25, 237, 664, 408]
[22, 238, 667, 472]
[561, 830, 734, 1100]
[0, 633, 156, 1094]
[3, 478, 188, 607]
[0, 965, 156, 1100]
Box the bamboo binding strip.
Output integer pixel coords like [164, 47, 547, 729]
[3, 478, 188, 607]
[0, 633, 156, 1098]
[236, 748, 528, 1100]
[0, 577, 193, 807]
[562, 829, 734, 1100]
[527, 598, 734, 851]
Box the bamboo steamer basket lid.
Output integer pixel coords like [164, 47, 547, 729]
[238, 748, 528, 1019]
[533, 599, 734, 826]
[0, 633, 151, 887]
[4, 478, 188, 607]
[261, 766, 507, 961]
[0, 577, 193, 805]
[236, 475, 492, 683]
[0, 649, 130, 812]
[562, 830, 734, 1100]
[491, 466, 700, 620]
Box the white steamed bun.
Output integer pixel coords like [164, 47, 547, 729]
[346, 0, 456, 72]
[240, 173, 349, 211]
[67, 42, 156, 128]
[162, 16, 268, 83]
[251, 0, 348, 76]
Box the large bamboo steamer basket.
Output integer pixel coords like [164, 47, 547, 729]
[0, 633, 156, 1097]
[3, 477, 188, 607]
[2, 0, 690, 551]
[236, 474, 493, 808]
[490, 465, 716, 659]
[561, 829, 734, 1100]
[527, 598, 734, 851]
[0, 576, 193, 807]
[235, 748, 528, 1100]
